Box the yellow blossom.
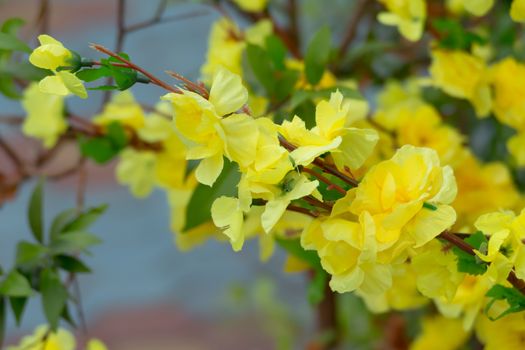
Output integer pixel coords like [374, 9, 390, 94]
[280, 91, 378, 169]
[7, 326, 75, 350]
[350, 145, 457, 251]
[490, 57, 525, 130]
[453, 151, 521, 228]
[261, 172, 318, 233]
[29, 34, 87, 98]
[430, 49, 491, 117]
[511, 0, 525, 22]
[163, 67, 258, 186]
[410, 316, 469, 350]
[476, 310, 525, 349]
[446, 0, 494, 16]
[21, 83, 67, 148]
[116, 149, 157, 198]
[212, 196, 245, 251]
[94, 91, 145, 130]
[377, 0, 426, 41]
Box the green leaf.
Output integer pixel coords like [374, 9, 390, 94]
[79, 137, 118, 164]
[40, 269, 68, 330]
[304, 27, 331, 85]
[61, 304, 76, 328]
[50, 208, 77, 239]
[50, 232, 102, 255]
[275, 69, 300, 101]
[28, 179, 44, 243]
[308, 269, 328, 304]
[61, 204, 108, 233]
[0, 270, 33, 297]
[54, 255, 91, 273]
[0, 32, 31, 53]
[276, 238, 322, 269]
[1, 18, 25, 35]
[9, 297, 27, 326]
[433, 18, 487, 51]
[76, 67, 112, 82]
[246, 43, 275, 95]
[106, 122, 128, 149]
[0, 75, 20, 99]
[15, 241, 48, 268]
[183, 160, 240, 231]
[87, 85, 119, 91]
[485, 284, 525, 320]
[0, 297, 5, 348]
[452, 232, 488, 275]
[265, 35, 287, 70]
[288, 86, 362, 110]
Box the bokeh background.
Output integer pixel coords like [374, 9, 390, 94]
[0, 1, 332, 348]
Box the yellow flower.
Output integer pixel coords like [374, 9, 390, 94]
[474, 209, 525, 279]
[164, 67, 258, 186]
[350, 145, 457, 251]
[476, 311, 525, 350]
[511, 0, 525, 22]
[87, 339, 108, 350]
[7, 325, 75, 350]
[375, 102, 463, 165]
[261, 172, 318, 233]
[201, 19, 272, 83]
[286, 59, 338, 90]
[301, 211, 391, 294]
[410, 316, 469, 350]
[377, 0, 426, 41]
[490, 57, 525, 130]
[280, 91, 378, 169]
[357, 262, 428, 313]
[29, 34, 87, 98]
[21, 83, 67, 148]
[452, 151, 521, 228]
[412, 240, 464, 301]
[94, 91, 145, 130]
[446, 0, 494, 16]
[116, 149, 157, 198]
[232, 0, 268, 13]
[430, 49, 491, 117]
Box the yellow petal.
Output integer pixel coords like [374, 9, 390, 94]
[211, 196, 244, 251]
[87, 339, 108, 350]
[209, 67, 248, 116]
[261, 199, 288, 233]
[220, 113, 259, 167]
[511, 0, 525, 22]
[38, 75, 69, 96]
[57, 71, 88, 98]
[406, 204, 456, 247]
[195, 153, 224, 186]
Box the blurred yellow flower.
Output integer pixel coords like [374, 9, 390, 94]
[116, 149, 157, 198]
[430, 49, 491, 117]
[511, 0, 525, 22]
[410, 315, 469, 350]
[377, 0, 426, 41]
[22, 83, 67, 148]
[232, 0, 268, 13]
[94, 91, 145, 130]
[476, 310, 525, 349]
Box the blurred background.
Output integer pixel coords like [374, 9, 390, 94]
[0, 0, 328, 348]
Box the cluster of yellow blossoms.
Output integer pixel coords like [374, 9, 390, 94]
[17, 0, 525, 347]
[378, 0, 525, 42]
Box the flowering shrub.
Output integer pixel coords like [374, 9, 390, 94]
[2, 0, 525, 348]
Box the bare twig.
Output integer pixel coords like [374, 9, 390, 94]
[337, 0, 370, 60]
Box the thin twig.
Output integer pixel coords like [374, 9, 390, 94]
[166, 70, 208, 97]
[301, 166, 346, 195]
[90, 44, 180, 93]
[337, 0, 370, 60]
[0, 136, 25, 176]
[126, 9, 208, 32]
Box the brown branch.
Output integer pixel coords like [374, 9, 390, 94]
[287, 204, 319, 218]
[304, 195, 333, 212]
[278, 135, 358, 187]
[337, 0, 370, 60]
[301, 166, 346, 195]
[126, 9, 208, 32]
[90, 44, 180, 94]
[166, 70, 209, 98]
